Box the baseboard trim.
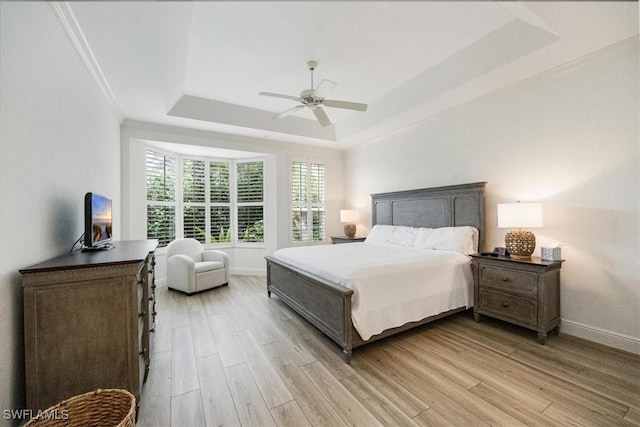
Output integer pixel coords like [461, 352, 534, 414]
[230, 268, 266, 276]
[561, 319, 640, 355]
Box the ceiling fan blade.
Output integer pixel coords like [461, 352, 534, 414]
[259, 92, 300, 102]
[323, 99, 368, 112]
[312, 79, 337, 98]
[313, 107, 332, 127]
[272, 104, 305, 120]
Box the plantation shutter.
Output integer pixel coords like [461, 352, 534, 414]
[291, 160, 325, 243]
[146, 150, 176, 247]
[210, 162, 231, 243]
[291, 161, 308, 241]
[310, 163, 325, 241]
[183, 159, 206, 242]
[236, 161, 264, 242]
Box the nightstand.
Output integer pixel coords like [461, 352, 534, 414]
[331, 236, 366, 244]
[470, 255, 563, 344]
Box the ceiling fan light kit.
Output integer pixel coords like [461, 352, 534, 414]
[259, 60, 368, 127]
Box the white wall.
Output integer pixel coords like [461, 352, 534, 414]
[121, 121, 344, 280]
[0, 3, 122, 423]
[344, 40, 639, 353]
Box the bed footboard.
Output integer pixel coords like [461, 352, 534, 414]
[265, 256, 354, 361]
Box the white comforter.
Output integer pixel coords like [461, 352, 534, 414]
[272, 242, 473, 340]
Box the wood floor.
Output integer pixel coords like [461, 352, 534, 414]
[137, 275, 640, 427]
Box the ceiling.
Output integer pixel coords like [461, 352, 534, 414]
[65, 1, 638, 148]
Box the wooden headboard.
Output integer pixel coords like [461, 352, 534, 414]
[370, 181, 487, 252]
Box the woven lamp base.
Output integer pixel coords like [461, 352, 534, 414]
[505, 229, 536, 260]
[344, 223, 356, 238]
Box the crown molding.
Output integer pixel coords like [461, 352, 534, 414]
[49, 2, 123, 123]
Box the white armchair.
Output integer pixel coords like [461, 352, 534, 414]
[166, 238, 229, 294]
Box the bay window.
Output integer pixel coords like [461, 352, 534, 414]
[146, 149, 264, 247]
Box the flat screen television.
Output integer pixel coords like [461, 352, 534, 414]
[83, 192, 113, 250]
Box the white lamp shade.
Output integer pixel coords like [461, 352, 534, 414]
[497, 203, 543, 228]
[340, 209, 359, 223]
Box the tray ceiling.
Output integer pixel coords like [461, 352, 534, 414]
[66, 1, 638, 148]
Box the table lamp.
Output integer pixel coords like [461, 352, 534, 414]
[497, 202, 543, 259]
[340, 210, 359, 238]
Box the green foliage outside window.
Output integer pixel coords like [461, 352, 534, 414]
[146, 150, 264, 246]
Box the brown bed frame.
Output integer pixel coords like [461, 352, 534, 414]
[265, 182, 486, 362]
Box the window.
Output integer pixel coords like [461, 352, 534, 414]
[145, 150, 264, 247]
[210, 162, 231, 243]
[237, 161, 264, 243]
[146, 150, 176, 247]
[182, 159, 206, 243]
[291, 160, 325, 243]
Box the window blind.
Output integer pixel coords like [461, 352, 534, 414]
[183, 206, 206, 243]
[238, 206, 264, 242]
[146, 150, 176, 202]
[210, 206, 231, 243]
[237, 161, 264, 203]
[291, 160, 325, 243]
[183, 159, 206, 203]
[146, 150, 177, 247]
[236, 161, 264, 243]
[210, 162, 230, 203]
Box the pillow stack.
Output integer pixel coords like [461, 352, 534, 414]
[365, 224, 479, 255]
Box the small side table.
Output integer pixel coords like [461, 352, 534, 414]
[470, 254, 563, 344]
[331, 236, 366, 244]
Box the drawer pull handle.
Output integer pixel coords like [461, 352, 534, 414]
[503, 302, 509, 308]
[502, 278, 510, 282]
[138, 310, 146, 318]
[139, 348, 146, 357]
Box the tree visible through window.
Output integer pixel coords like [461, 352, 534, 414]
[291, 160, 325, 243]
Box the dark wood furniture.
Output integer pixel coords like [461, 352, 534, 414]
[470, 254, 563, 344]
[20, 239, 158, 411]
[331, 236, 366, 244]
[266, 182, 486, 362]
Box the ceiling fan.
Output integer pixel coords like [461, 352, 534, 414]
[259, 61, 368, 127]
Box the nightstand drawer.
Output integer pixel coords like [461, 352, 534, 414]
[478, 289, 537, 326]
[479, 265, 537, 297]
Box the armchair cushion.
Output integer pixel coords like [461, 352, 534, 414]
[195, 261, 224, 274]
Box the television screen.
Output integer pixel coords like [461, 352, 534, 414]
[84, 192, 113, 249]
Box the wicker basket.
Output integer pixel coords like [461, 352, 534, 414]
[24, 388, 136, 427]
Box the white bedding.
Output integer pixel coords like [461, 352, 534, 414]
[272, 242, 473, 340]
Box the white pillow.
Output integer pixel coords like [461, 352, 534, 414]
[413, 227, 434, 248]
[389, 226, 419, 246]
[421, 226, 479, 254]
[365, 224, 397, 244]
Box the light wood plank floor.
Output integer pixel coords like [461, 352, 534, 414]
[138, 275, 640, 427]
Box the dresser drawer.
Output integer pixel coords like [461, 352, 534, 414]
[479, 265, 537, 297]
[478, 289, 537, 326]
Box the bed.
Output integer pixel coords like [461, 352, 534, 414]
[265, 181, 486, 362]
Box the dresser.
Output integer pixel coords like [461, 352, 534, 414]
[20, 240, 158, 411]
[470, 254, 563, 344]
